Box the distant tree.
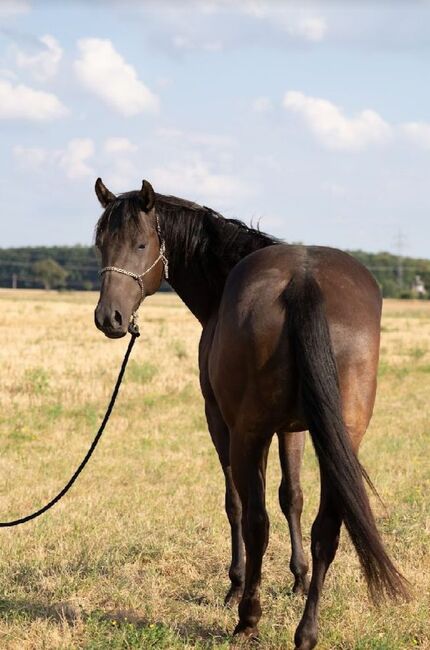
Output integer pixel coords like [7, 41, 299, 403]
[1, 244, 429, 296]
[380, 278, 400, 298]
[32, 258, 68, 290]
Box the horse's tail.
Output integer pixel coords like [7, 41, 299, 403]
[285, 273, 408, 602]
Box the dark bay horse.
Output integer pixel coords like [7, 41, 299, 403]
[93, 178, 407, 649]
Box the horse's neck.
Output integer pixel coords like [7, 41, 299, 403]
[160, 202, 274, 324]
[160, 206, 224, 324]
[167, 267, 219, 325]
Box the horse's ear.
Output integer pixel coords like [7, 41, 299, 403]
[95, 178, 116, 208]
[139, 179, 155, 212]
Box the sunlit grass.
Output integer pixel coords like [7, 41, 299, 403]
[0, 290, 429, 649]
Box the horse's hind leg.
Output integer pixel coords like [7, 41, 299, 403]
[295, 370, 375, 649]
[294, 476, 342, 650]
[231, 432, 271, 639]
[204, 399, 245, 606]
[278, 430, 309, 595]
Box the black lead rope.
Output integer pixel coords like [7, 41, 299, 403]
[0, 331, 139, 528]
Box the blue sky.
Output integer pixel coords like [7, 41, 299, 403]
[1, 1, 430, 257]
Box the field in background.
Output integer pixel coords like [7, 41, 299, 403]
[0, 289, 429, 649]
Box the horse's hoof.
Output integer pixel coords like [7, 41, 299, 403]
[233, 623, 259, 642]
[292, 575, 309, 596]
[224, 586, 243, 608]
[294, 623, 318, 650]
[294, 637, 317, 650]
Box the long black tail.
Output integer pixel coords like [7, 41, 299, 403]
[285, 273, 408, 602]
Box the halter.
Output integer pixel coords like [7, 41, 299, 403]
[99, 214, 168, 333]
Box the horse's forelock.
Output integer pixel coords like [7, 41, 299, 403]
[95, 193, 143, 246]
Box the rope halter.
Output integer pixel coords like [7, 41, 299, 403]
[99, 214, 168, 335]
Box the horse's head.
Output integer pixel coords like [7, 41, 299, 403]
[94, 178, 166, 338]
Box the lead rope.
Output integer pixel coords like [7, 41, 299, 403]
[0, 330, 139, 527]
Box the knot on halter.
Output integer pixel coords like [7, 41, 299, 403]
[99, 215, 168, 336]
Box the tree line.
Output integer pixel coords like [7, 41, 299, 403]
[0, 245, 429, 298]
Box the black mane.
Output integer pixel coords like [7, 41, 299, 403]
[156, 194, 278, 280]
[96, 191, 280, 308]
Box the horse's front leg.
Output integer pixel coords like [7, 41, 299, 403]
[205, 399, 245, 606]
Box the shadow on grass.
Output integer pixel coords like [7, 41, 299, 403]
[0, 598, 231, 646]
[0, 598, 84, 624]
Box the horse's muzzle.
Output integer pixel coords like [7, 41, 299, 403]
[94, 305, 127, 338]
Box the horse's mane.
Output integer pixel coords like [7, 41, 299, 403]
[95, 191, 279, 298]
[156, 194, 278, 274]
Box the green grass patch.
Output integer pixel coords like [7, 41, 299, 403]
[408, 346, 427, 360]
[22, 367, 50, 395]
[127, 360, 158, 384]
[417, 364, 430, 373]
[84, 614, 181, 649]
[66, 403, 99, 427]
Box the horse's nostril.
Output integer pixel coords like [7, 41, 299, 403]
[113, 310, 122, 327]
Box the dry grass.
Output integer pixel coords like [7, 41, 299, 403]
[0, 290, 429, 649]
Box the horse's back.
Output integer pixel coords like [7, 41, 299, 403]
[220, 243, 380, 319]
[208, 243, 382, 435]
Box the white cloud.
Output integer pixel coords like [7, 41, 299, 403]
[104, 137, 138, 154]
[151, 130, 242, 202]
[150, 156, 250, 202]
[12, 34, 63, 82]
[0, 79, 67, 120]
[401, 122, 430, 149]
[219, 2, 327, 42]
[283, 91, 391, 151]
[297, 16, 326, 42]
[13, 138, 140, 186]
[59, 138, 95, 180]
[74, 38, 159, 116]
[14, 139, 95, 180]
[142, 1, 326, 54]
[0, 1, 30, 18]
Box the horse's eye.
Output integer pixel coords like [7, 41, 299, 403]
[137, 243, 146, 250]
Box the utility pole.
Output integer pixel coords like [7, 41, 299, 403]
[394, 230, 406, 289]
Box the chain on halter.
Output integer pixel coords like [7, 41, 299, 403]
[99, 214, 168, 334]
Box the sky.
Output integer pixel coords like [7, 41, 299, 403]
[1, 0, 430, 257]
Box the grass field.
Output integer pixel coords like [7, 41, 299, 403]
[0, 289, 429, 649]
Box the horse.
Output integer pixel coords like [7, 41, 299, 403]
[93, 178, 407, 649]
